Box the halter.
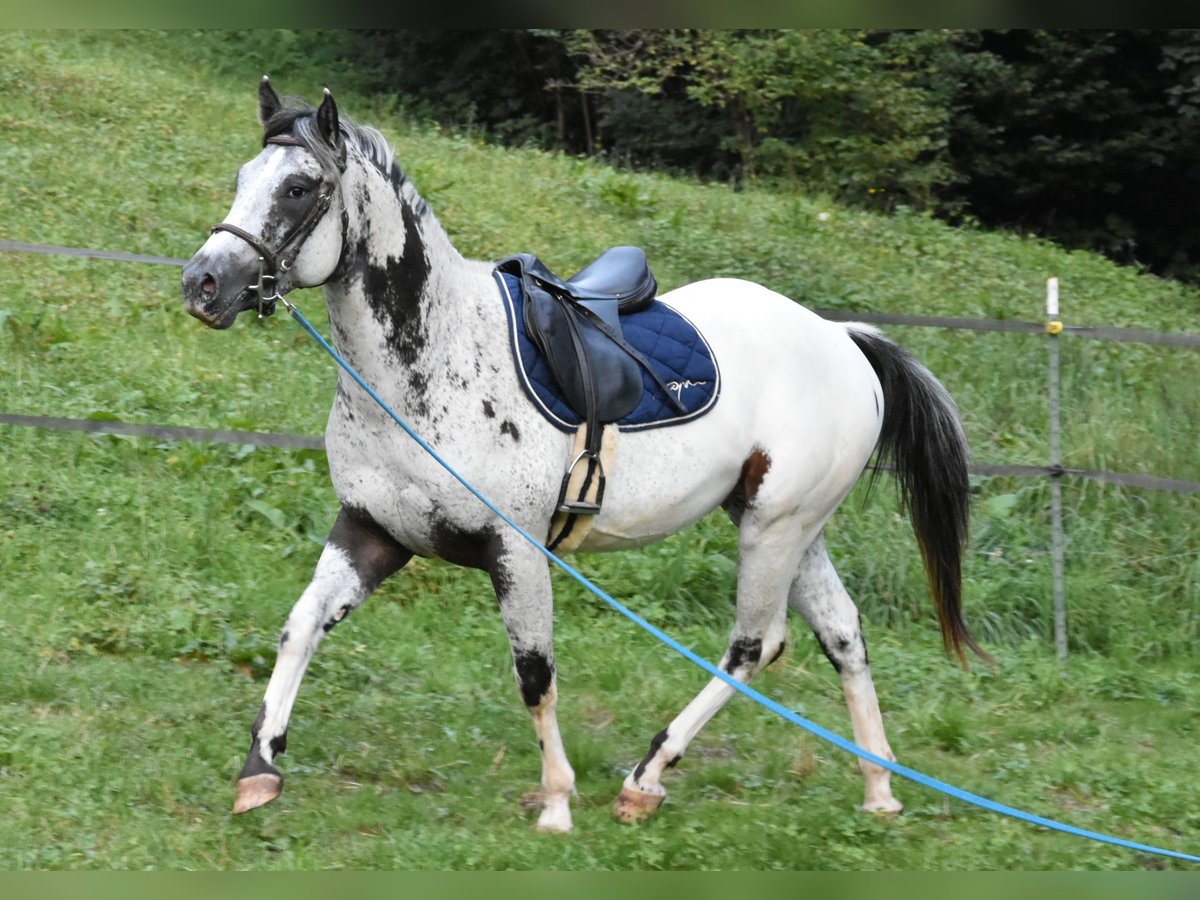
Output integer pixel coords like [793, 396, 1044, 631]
[210, 135, 338, 318]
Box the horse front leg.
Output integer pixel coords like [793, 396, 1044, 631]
[233, 506, 412, 814]
[488, 541, 576, 833]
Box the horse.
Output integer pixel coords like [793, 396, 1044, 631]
[181, 79, 985, 834]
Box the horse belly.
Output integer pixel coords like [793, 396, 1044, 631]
[582, 416, 749, 550]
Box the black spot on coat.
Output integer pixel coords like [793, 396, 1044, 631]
[724, 637, 763, 674]
[356, 196, 431, 367]
[429, 520, 501, 572]
[632, 728, 669, 782]
[241, 702, 287, 779]
[513, 650, 553, 707]
[327, 505, 413, 592]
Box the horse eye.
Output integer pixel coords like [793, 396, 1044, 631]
[287, 185, 308, 200]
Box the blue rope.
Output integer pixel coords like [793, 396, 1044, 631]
[284, 300, 1199, 865]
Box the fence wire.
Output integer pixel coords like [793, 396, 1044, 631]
[2, 239, 1199, 494]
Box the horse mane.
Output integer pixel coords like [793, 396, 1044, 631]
[262, 101, 427, 215]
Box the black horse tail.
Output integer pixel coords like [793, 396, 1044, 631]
[845, 324, 989, 668]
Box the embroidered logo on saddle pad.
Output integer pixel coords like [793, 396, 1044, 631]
[495, 270, 720, 432]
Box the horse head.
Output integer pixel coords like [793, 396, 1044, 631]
[182, 77, 347, 328]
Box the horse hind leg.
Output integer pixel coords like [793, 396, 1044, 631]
[233, 507, 411, 814]
[613, 522, 799, 824]
[790, 534, 902, 814]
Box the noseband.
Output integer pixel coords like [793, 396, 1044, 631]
[211, 135, 339, 318]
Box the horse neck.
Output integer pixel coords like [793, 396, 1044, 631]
[323, 161, 496, 410]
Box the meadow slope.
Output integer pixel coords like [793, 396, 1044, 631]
[0, 31, 1198, 870]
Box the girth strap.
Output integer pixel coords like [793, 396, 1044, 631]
[547, 424, 617, 555]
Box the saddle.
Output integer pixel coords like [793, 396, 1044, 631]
[495, 247, 686, 523]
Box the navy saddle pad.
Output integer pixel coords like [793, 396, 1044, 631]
[494, 270, 720, 432]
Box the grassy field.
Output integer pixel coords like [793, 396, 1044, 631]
[1, 31, 1199, 870]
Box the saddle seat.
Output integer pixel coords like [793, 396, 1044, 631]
[512, 245, 658, 310]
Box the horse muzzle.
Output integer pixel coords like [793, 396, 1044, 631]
[181, 251, 264, 329]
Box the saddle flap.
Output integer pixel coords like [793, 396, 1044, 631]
[523, 287, 644, 423]
[578, 297, 621, 332]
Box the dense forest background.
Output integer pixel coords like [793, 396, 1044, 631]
[282, 29, 1200, 282]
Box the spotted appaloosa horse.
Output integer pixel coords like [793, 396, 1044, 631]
[181, 79, 985, 833]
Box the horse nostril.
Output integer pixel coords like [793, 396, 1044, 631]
[201, 275, 217, 297]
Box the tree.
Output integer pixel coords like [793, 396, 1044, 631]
[556, 29, 959, 207]
[313, 31, 582, 150]
[944, 29, 1200, 278]
[301, 29, 1200, 282]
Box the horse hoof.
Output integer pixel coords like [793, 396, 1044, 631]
[520, 790, 574, 833]
[860, 797, 904, 815]
[536, 802, 573, 834]
[613, 785, 664, 824]
[233, 772, 283, 814]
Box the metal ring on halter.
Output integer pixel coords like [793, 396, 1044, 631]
[250, 257, 286, 318]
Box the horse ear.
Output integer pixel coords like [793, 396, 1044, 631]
[317, 88, 341, 149]
[258, 75, 282, 126]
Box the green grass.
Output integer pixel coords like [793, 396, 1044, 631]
[1, 30, 1199, 870]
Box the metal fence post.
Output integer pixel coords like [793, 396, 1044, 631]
[1046, 277, 1068, 660]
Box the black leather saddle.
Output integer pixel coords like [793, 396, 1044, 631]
[497, 247, 661, 422]
[495, 247, 684, 515]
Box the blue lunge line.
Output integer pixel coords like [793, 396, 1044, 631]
[284, 300, 1199, 865]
